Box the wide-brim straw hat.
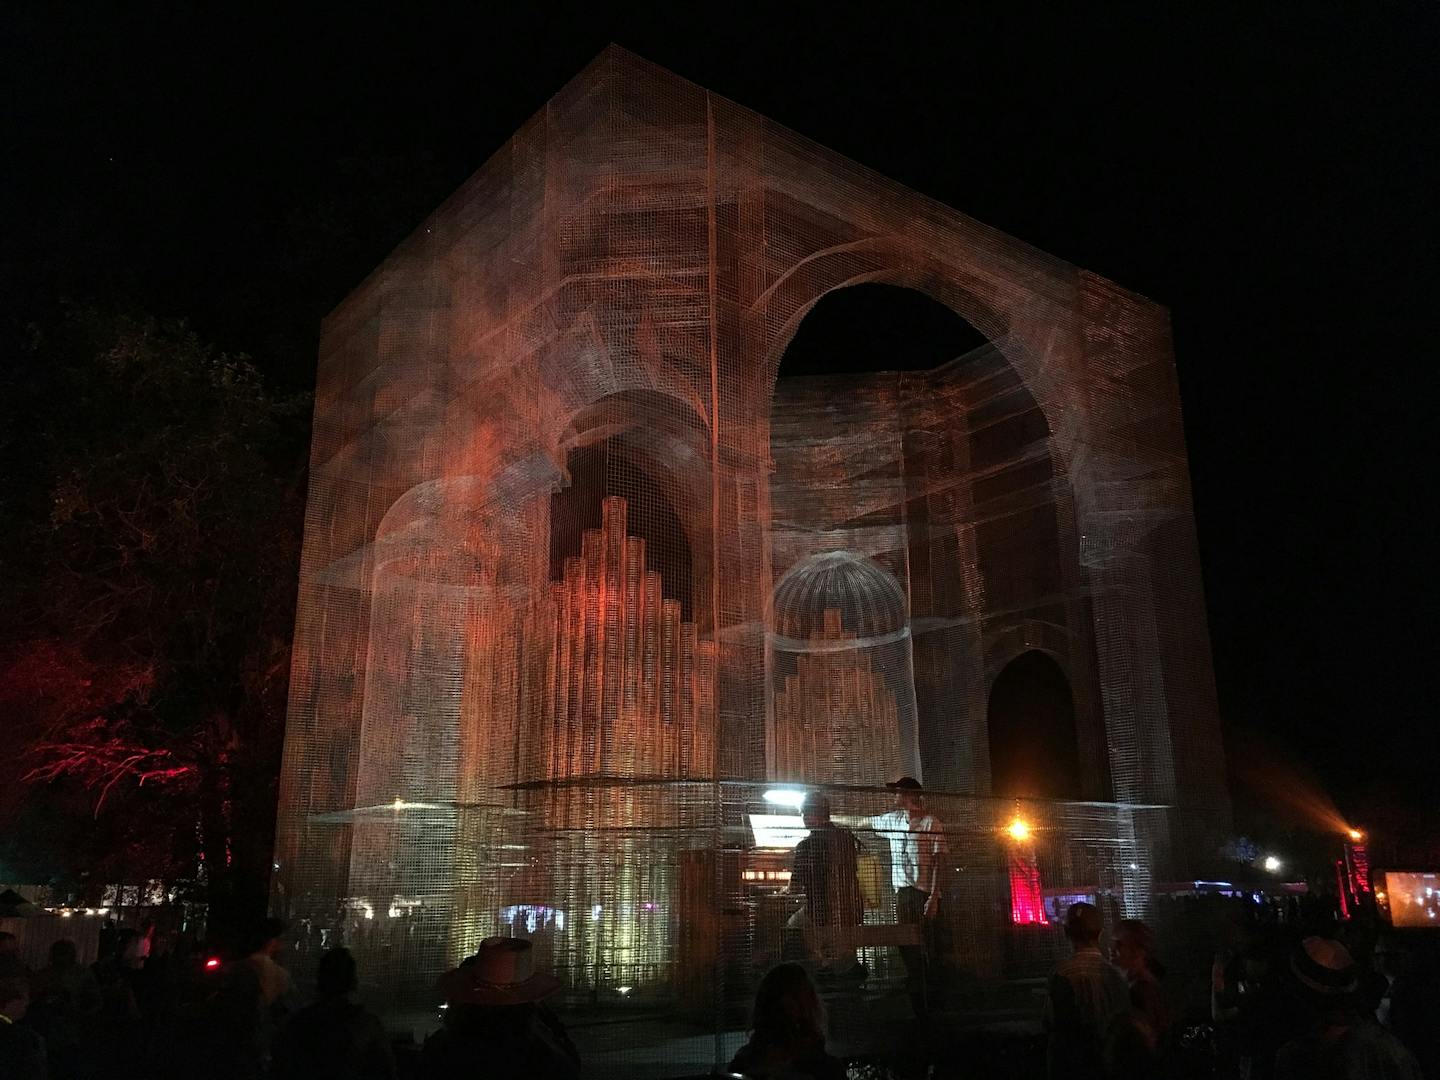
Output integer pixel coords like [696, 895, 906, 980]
[438, 936, 562, 1006]
[1290, 935, 1358, 996]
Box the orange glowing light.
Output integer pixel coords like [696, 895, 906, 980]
[1007, 818, 1032, 842]
[1348, 828, 1364, 841]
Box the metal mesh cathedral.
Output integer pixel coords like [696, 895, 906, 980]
[273, 45, 1229, 1041]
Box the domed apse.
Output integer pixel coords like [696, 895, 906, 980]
[987, 650, 1081, 800]
[772, 551, 908, 642]
[769, 552, 916, 786]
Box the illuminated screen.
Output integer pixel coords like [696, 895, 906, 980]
[749, 814, 808, 850]
[1383, 872, 1440, 927]
[1044, 893, 1096, 923]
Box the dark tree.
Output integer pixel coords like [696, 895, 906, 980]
[0, 309, 308, 927]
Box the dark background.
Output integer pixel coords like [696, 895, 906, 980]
[5, 3, 1437, 856]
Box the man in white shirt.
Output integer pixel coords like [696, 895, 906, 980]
[869, 776, 944, 1016]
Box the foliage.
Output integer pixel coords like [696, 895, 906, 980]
[0, 309, 308, 914]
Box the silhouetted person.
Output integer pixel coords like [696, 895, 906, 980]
[869, 776, 944, 1016]
[26, 939, 101, 1080]
[1215, 921, 1309, 1080]
[789, 794, 863, 972]
[209, 918, 291, 1079]
[31, 939, 101, 1014]
[121, 920, 154, 972]
[133, 935, 201, 1080]
[242, 917, 292, 1009]
[1379, 934, 1440, 1078]
[89, 933, 142, 1078]
[729, 963, 846, 1080]
[1045, 901, 1129, 1080]
[1275, 936, 1421, 1080]
[0, 931, 29, 980]
[273, 948, 394, 1080]
[420, 937, 579, 1079]
[1108, 919, 1174, 1080]
[0, 975, 47, 1080]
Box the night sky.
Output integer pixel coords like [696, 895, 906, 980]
[6, 5, 1438, 842]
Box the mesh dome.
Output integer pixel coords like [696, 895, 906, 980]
[772, 551, 908, 643]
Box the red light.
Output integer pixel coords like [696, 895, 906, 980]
[1008, 850, 1048, 926]
[205, 957, 221, 970]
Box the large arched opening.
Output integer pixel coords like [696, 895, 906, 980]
[767, 283, 990, 786]
[763, 277, 1086, 794]
[987, 650, 1081, 800]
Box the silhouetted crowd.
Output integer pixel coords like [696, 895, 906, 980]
[2, 898, 1439, 1080]
[0, 922, 585, 1080]
[1043, 900, 1435, 1080]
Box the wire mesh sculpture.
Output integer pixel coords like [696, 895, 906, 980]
[272, 46, 1229, 1071]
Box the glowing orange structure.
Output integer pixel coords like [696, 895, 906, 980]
[273, 47, 1228, 1061]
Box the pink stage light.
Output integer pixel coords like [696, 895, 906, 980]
[1009, 850, 1048, 926]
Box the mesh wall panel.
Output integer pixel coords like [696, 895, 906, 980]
[272, 46, 1229, 1074]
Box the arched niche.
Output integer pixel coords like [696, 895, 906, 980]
[356, 474, 550, 816]
[987, 650, 1082, 800]
[552, 388, 713, 630]
[769, 551, 918, 784]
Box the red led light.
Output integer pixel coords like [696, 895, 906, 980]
[1009, 850, 1048, 926]
[204, 957, 221, 970]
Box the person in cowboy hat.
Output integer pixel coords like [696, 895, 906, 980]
[868, 776, 945, 1016]
[1273, 936, 1420, 1080]
[419, 936, 579, 1079]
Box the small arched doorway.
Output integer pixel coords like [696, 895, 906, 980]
[987, 650, 1081, 799]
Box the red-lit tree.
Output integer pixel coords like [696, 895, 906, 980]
[0, 310, 307, 925]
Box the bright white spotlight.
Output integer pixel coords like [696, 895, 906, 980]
[762, 787, 807, 809]
[1263, 855, 1282, 872]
